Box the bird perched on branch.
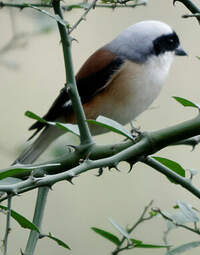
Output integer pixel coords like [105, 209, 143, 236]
[13, 20, 187, 165]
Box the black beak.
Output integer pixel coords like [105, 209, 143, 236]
[175, 45, 187, 56]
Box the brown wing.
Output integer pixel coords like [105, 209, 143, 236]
[28, 48, 124, 138]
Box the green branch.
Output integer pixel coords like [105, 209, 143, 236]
[0, 2, 52, 9]
[112, 200, 154, 255]
[0, 1, 146, 10]
[52, 0, 93, 148]
[153, 207, 200, 235]
[142, 156, 200, 198]
[69, 0, 98, 34]
[174, 0, 200, 23]
[1, 115, 200, 200]
[24, 187, 49, 255]
[3, 196, 12, 255]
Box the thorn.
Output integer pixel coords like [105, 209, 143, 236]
[127, 159, 137, 172]
[79, 158, 84, 164]
[20, 248, 25, 255]
[12, 189, 18, 195]
[96, 167, 104, 177]
[130, 126, 141, 136]
[66, 172, 76, 184]
[128, 162, 134, 173]
[66, 177, 74, 184]
[69, 36, 78, 43]
[108, 163, 120, 172]
[49, 185, 53, 191]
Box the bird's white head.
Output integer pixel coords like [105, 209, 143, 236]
[105, 20, 187, 63]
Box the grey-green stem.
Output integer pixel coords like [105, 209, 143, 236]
[52, 0, 93, 148]
[3, 196, 12, 255]
[24, 187, 49, 255]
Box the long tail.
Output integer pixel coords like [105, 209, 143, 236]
[12, 126, 66, 165]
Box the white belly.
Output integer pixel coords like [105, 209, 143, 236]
[84, 54, 174, 135]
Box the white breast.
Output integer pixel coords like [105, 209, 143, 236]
[84, 53, 174, 135]
[102, 53, 174, 125]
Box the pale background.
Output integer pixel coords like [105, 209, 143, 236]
[0, 0, 200, 254]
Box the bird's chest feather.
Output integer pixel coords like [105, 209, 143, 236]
[83, 55, 173, 133]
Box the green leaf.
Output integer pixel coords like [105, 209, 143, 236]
[165, 241, 200, 255]
[131, 239, 170, 249]
[130, 238, 143, 245]
[91, 227, 120, 245]
[109, 218, 130, 239]
[0, 163, 60, 180]
[173, 96, 199, 109]
[0, 205, 39, 232]
[152, 156, 185, 183]
[149, 210, 158, 217]
[25, 111, 46, 124]
[55, 122, 80, 136]
[87, 116, 134, 140]
[45, 233, 71, 250]
[196, 56, 200, 60]
[0, 168, 31, 180]
[25, 111, 80, 136]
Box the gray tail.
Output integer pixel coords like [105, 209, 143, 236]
[12, 126, 65, 165]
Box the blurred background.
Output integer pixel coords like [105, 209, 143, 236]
[0, 0, 200, 254]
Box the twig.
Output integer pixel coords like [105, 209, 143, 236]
[174, 0, 200, 24]
[152, 208, 200, 235]
[0, 2, 52, 9]
[0, 33, 27, 55]
[69, 0, 98, 34]
[172, 135, 200, 149]
[0, 0, 146, 10]
[112, 200, 154, 255]
[25, 4, 68, 27]
[3, 196, 12, 255]
[142, 156, 200, 199]
[182, 13, 200, 18]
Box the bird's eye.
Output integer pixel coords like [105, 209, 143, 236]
[168, 38, 174, 44]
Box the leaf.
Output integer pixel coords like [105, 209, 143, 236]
[25, 111, 80, 136]
[131, 239, 170, 249]
[130, 238, 143, 245]
[136, 243, 169, 248]
[87, 116, 134, 140]
[0, 163, 60, 180]
[177, 201, 199, 222]
[25, 111, 46, 124]
[173, 96, 199, 109]
[152, 157, 185, 183]
[165, 241, 200, 255]
[55, 122, 80, 136]
[91, 227, 120, 245]
[0, 168, 31, 181]
[45, 233, 71, 250]
[109, 218, 130, 239]
[0, 205, 39, 232]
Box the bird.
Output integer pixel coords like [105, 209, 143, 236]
[13, 20, 187, 165]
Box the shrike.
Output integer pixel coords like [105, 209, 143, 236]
[14, 20, 187, 164]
